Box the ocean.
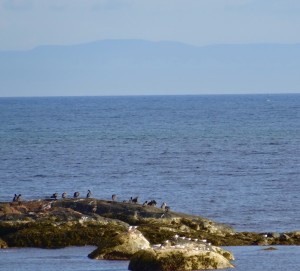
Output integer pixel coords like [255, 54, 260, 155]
[0, 94, 299, 270]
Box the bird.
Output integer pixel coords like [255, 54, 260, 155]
[132, 196, 139, 204]
[142, 201, 148, 207]
[112, 194, 117, 201]
[62, 192, 67, 199]
[147, 200, 157, 207]
[12, 194, 18, 202]
[50, 193, 58, 200]
[86, 190, 92, 198]
[128, 197, 133, 203]
[161, 202, 166, 210]
[73, 191, 80, 198]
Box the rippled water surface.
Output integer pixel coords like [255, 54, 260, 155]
[1, 94, 300, 232]
[1, 246, 300, 271]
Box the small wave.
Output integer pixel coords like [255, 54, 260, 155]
[33, 174, 48, 178]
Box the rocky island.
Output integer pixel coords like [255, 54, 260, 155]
[1, 197, 299, 270]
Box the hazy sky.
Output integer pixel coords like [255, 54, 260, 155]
[1, 0, 300, 51]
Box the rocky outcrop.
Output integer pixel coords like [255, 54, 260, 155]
[128, 233, 235, 271]
[0, 238, 7, 248]
[0, 198, 299, 252]
[88, 227, 151, 260]
[129, 248, 234, 271]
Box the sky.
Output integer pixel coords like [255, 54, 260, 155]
[1, 0, 300, 51]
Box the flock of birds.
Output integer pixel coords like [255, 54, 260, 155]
[49, 190, 92, 200]
[12, 191, 170, 211]
[152, 234, 213, 252]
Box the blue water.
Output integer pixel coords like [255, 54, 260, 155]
[1, 94, 300, 270]
[1, 246, 300, 271]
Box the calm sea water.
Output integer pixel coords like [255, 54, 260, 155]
[1, 246, 300, 271]
[0, 94, 300, 270]
[1, 95, 299, 232]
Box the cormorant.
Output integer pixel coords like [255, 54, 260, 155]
[73, 191, 80, 198]
[12, 194, 18, 202]
[147, 200, 157, 207]
[132, 196, 139, 204]
[50, 193, 59, 200]
[86, 190, 92, 198]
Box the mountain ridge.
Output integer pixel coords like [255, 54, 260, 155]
[0, 39, 299, 96]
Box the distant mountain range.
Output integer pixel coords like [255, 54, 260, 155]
[0, 40, 299, 96]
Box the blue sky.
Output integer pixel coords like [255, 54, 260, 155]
[1, 0, 300, 51]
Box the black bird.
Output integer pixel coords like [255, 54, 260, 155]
[12, 194, 18, 202]
[147, 200, 157, 207]
[62, 192, 67, 199]
[74, 191, 80, 198]
[142, 201, 148, 207]
[132, 196, 139, 204]
[86, 190, 92, 198]
[112, 194, 117, 201]
[50, 193, 59, 200]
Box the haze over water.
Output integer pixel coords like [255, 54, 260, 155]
[1, 94, 299, 232]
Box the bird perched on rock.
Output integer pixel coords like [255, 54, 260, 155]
[62, 192, 67, 199]
[142, 201, 148, 207]
[50, 193, 59, 200]
[12, 194, 18, 202]
[86, 190, 92, 198]
[132, 196, 139, 204]
[161, 202, 167, 210]
[112, 194, 117, 201]
[147, 200, 157, 207]
[73, 191, 80, 198]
